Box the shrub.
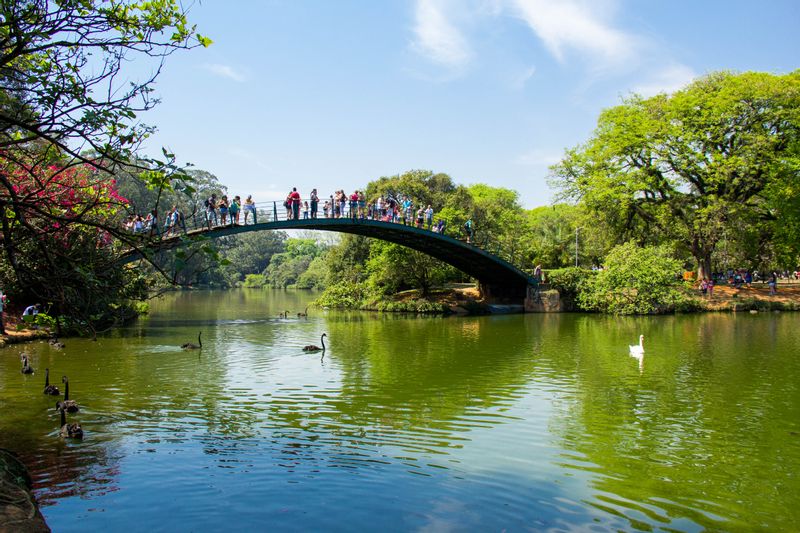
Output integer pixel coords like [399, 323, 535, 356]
[578, 242, 683, 314]
[243, 274, 267, 288]
[546, 267, 593, 297]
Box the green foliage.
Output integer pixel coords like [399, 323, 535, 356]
[263, 238, 325, 288]
[578, 242, 684, 314]
[313, 280, 370, 309]
[242, 274, 267, 288]
[551, 70, 800, 276]
[546, 267, 593, 298]
[296, 256, 328, 289]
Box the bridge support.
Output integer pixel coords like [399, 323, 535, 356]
[479, 282, 529, 307]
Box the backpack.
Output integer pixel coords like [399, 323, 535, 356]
[204, 197, 211, 209]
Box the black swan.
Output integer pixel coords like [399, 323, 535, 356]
[181, 332, 202, 350]
[55, 376, 79, 413]
[43, 368, 60, 396]
[297, 307, 308, 317]
[21, 354, 34, 374]
[59, 407, 83, 439]
[303, 333, 327, 352]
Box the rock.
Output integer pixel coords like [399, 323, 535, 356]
[0, 449, 50, 532]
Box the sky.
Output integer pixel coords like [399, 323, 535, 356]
[141, 0, 799, 208]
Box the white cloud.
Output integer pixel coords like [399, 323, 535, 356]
[512, 65, 537, 89]
[631, 63, 697, 97]
[516, 147, 562, 166]
[227, 147, 271, 171]
[412, 0, 471, 67]
[508, 0, 637, 67]
[203, 63, 248, 83]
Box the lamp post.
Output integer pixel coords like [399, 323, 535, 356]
[575, 227, 581, 267]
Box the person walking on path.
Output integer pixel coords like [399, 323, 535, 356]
[768, 272, 778, 295]
[464, 218, 474, 243]
[290, 188, 301, 220]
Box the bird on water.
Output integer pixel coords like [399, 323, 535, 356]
[181, 331, 202, 350]
[303, 333, 327, 352]
[43, 368, 60, 396]
[59, 407, 83, 440]
[629, 334, 644, 356]
[21, 354, 34, 374]
[55, 375, 79, 413]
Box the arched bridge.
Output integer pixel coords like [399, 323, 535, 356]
[123, 217, 537, 303]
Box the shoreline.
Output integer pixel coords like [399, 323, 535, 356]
[3, 284, 799, 350]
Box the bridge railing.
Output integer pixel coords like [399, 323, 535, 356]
[133, 198, 535, 277]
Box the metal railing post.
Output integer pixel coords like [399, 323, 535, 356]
[273, 201, 278, 222]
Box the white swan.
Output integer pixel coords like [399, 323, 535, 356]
[629, 334, 644, 355]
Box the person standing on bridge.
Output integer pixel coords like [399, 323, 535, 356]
[219, 195, 229, 226]
[464, 218, 474, 244]
[205, 193, 218, 228]
[289, 187, 301, 220]
[243, 195, 257, 225]
[230, 196, 241, 225]
[425, 205, 434, 230]
[310, 189, 319, 219]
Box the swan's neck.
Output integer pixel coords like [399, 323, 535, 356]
[639, 337, 644, 348]
[60, 408, 66, 427]
[198, 332, 202, 347]
[64, 380, 69, 401]
[45, 369, 50, 387]
[321, 335, 326, 350]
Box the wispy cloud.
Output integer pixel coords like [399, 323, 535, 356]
[228, 147, 271, 171]
[516, 147, 562, 166]
[508, 0, 637, 67]
[512, 65, 537, 89]
[203, 63, 248, 83]
[412, 0, 471, 68]
[631, 63, 697, 97]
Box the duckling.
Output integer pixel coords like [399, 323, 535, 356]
[43, 368, 60, 396]
[21, 354, 34, 374]
[55, 375, 79, 413]
[59, 407, 83, 440]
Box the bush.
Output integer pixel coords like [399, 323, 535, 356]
[243, 274, 267, 288]
[578, 242, 683, 314]
[313, 280, 370, 309]
[546, 267, 593, 297]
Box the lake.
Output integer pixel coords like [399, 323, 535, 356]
[1, 289, 798, 531]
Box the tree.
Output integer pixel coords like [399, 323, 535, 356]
[0, 1, 208, 330]
[551, 71, 800, 278]
[578, 242, 684, 315]
[0, 0, 210, 166]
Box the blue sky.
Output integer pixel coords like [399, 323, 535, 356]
[143, 0, 799, 208]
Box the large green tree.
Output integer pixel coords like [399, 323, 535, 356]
[0, 1, 208, 330]
[551, 71, 800, 277]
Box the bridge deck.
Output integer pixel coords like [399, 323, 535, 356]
[126, 217, 535, 290]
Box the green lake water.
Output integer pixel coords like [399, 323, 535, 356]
[1, 289, 799, 531]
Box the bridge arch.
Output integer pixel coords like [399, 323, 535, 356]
[125, 218, 535, 300]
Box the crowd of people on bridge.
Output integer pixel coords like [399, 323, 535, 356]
[124, 186, 478, 244]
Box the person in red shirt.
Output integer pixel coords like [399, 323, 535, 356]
[289, 187, 301, 220]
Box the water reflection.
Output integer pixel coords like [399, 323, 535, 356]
[0, 291, 798, 531]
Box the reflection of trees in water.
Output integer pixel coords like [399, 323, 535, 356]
[261, 315, 541, 469]
[546, 314, 800, 530]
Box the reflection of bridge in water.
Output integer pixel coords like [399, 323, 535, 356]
[124, 204, 539, 305]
